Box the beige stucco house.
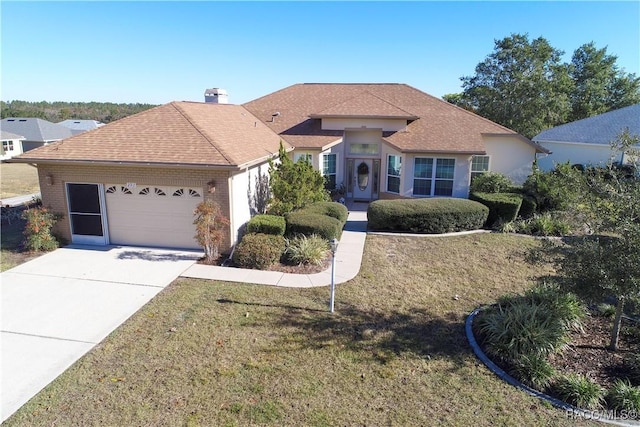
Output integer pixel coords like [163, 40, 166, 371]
[14, 83, 547, 250]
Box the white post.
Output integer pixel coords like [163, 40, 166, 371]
[329, 238, 338, 313]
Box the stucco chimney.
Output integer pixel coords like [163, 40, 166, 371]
[204, 88, 229, 104]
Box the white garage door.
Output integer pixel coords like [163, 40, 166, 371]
[105, 185, 203, 249]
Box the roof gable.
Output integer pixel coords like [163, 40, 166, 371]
[16, 102, 287, 167]
[534, 104, 640, 145]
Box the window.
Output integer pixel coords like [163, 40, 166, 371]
[294, 153, 312, 163]
[413, 158, 433, 196]
[2, 140, 14, 152]
[434, 159, 455, 196]
[387, 155, 402, 193]
[349, 143, 379, 155]
[323, 153, 337, 190]
[412, 157, 455, 197]
[471, 155, 490, 181]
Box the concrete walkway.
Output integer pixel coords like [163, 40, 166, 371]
[0, 193, 40, 207]
[1, 246, 201, 422]
[181, 202, 369, 287]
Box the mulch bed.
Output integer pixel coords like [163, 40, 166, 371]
[548, 314, 640, 389]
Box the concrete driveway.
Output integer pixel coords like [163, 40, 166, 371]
[0, 245, 201, 422]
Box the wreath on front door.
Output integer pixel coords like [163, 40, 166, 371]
[357, 162, 369, 175]
[357, 162, 369, 191]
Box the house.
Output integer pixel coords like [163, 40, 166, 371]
[13, 83, 546, 251]
[533, 104, 640, 171]
[57, 119, 105, 135]
[1, 118, 73, 152]
[1, 130, 26, 160]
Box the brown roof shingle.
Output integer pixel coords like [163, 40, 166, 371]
[16, 102, 288, 167]
[244, 83, 538, 153]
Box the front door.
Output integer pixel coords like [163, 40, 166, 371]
[353, 159, 373, 201]
[66, 183, 108, 245]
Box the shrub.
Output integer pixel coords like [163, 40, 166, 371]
[553, 374, 604, 409]
[470, 192, 523, 227]
[518, 196, 537, 219]
[367, 198, 488, 234]
[300, 202, 349, 224]
[478, 299, 571, 361]
[523, 163, 586, 213]
[607, 379, 640, 412]
[232, 233, 285, 269]
[284, 234, 329, 266]
[194, 200, 230, 263]
[470, 172, 514, 194]
[285, 211, 343, 240]
[510, 355, 556, 390]
[525, 284, 585, 332]
[246, 214, 286, 236]
[519, 212, 572, 236]
[594, 303, 616, 318]
[22, 206, 62, 252]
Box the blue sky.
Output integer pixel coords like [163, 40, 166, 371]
[1, 1, 638, 105]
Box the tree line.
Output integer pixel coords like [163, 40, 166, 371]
[0, 100, 158, 124]
[444, 34, 640, 138]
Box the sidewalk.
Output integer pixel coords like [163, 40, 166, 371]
[0, 193, 40, 207]
[181, 202, 368, 287]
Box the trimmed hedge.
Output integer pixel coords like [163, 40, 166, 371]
[367, 198, 489, 234]
[246, 214, 286, 236]
[232, 233, 285, 269]
[518, 196, 537, 219]
[286, 211, 343, 240]
[470, 192, 523, 226]
[300, 201, 349, 224]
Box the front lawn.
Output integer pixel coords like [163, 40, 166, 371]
[4, 234, 597, 426]
[0, 162, 40, 199]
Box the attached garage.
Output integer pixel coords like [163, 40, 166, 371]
[105, 184, 203, 249]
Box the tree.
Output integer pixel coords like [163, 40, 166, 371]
[538, 130, 640, 350]
[569, 43, 640, 121]
[456, 33, 572, 138]
[445, 35, 640, 138]
[267, 142, 329, 215]
[193, 200, 230, 263]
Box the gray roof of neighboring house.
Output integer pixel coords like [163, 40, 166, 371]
[533, 104, 640, 145]
[1, 130, 25, 140]
[1, 118, 73, 142]
[57, 119, 105, 135]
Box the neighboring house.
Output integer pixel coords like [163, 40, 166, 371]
[1, 118, 73, 152]
[1, 130, 26, 160]
[533, 104, 640, 171]
[13, 83, 546, 251]
[57, 119, 105, 135]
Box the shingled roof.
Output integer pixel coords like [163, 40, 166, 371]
[1, 118, 73, 142]
[16, 102, 288, 168]
[534, 104, 640, 145]
[243, 83, 536, 153]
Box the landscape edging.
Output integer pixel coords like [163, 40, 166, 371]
[465, 307, 640, 427]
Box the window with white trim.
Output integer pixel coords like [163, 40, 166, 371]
[387, 155, 402, 193]
[323, 153, 337, 190]
[294, 153, 312, 163]
[2, 140, 14, 152]
[413, 157, 455, 197]
[471, 155, 490, 181]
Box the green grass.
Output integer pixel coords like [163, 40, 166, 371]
[4, 234, 598, 426]
[0, 162, 41, 199]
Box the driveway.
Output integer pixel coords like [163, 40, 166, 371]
[0, 245, 201, 422]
